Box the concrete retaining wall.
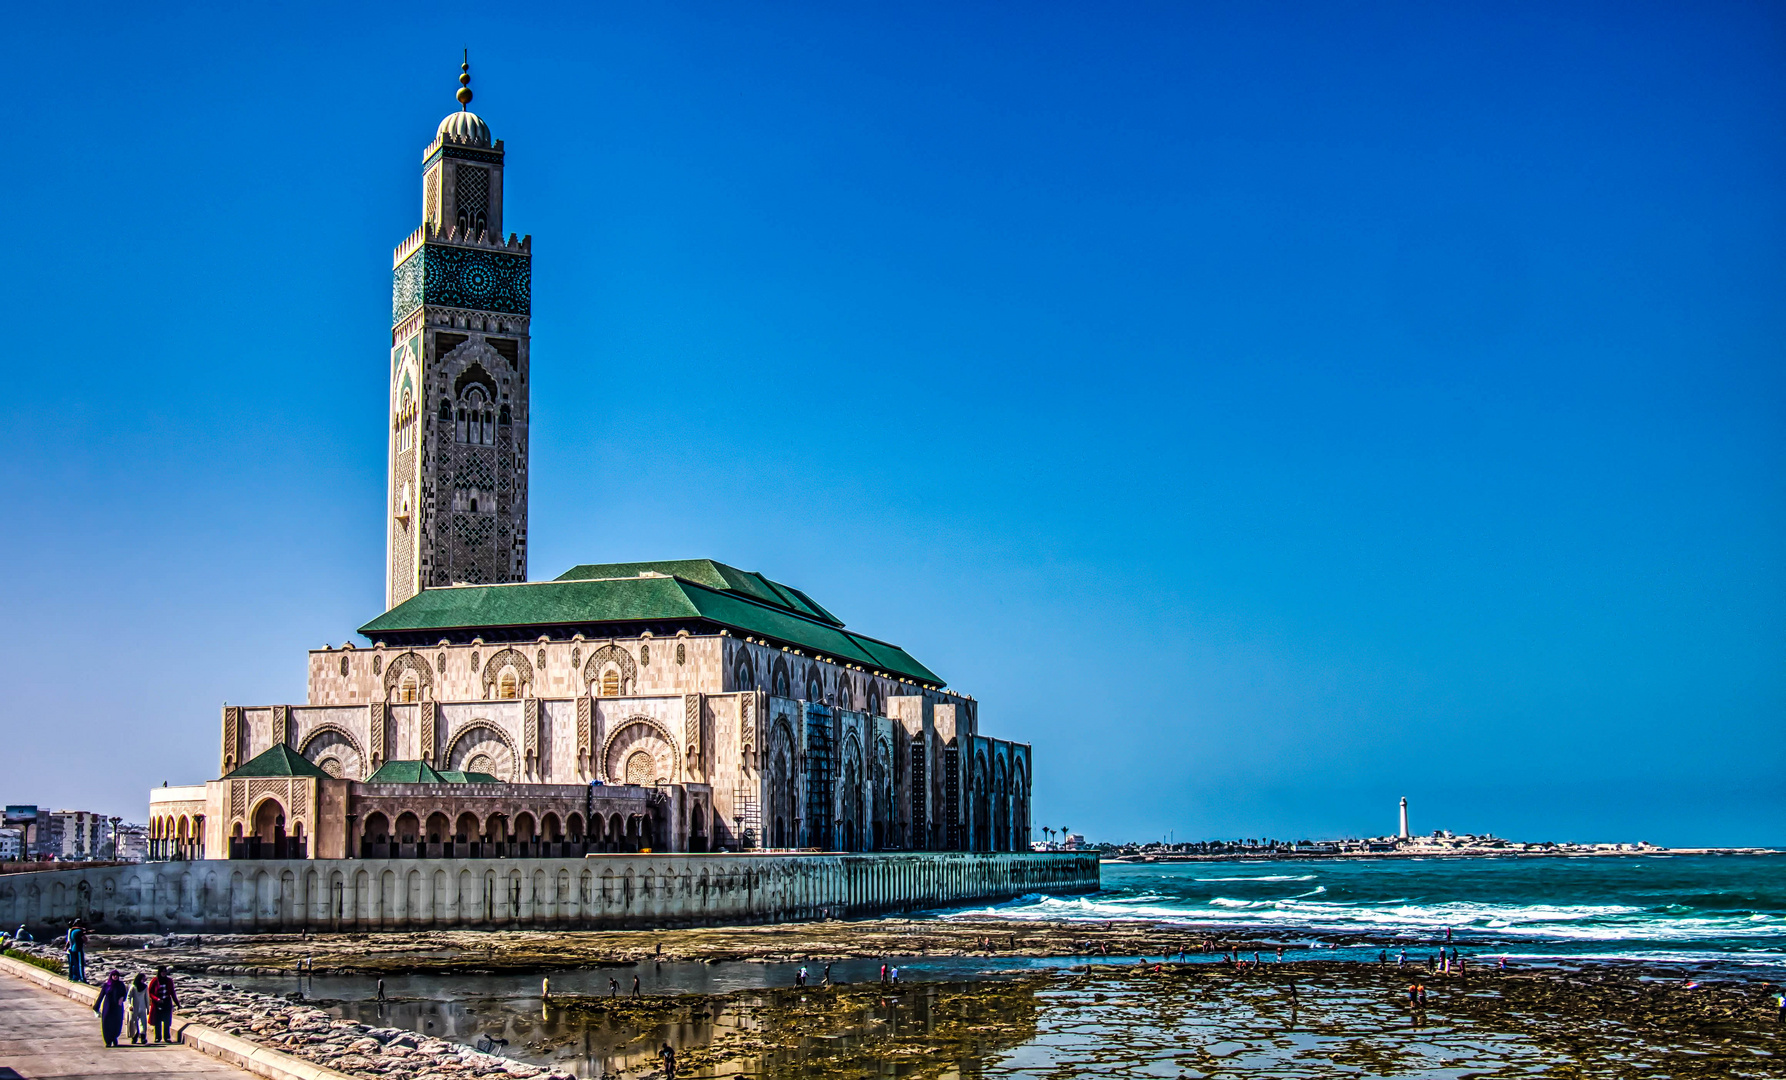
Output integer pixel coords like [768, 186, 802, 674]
[0, 851, 1098, 934]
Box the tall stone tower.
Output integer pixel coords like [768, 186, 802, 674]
[386, 57, 532, 610]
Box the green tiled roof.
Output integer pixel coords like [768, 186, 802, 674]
[365, 761, 500, 784]
[555, 561, 844, 626]
[359, 559, 944, 686]
[226, 744, 330, 779]
[365, 760, 447, 784]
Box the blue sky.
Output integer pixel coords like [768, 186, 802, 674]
[3, 2, 1781, 845]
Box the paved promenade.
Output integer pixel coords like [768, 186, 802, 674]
[0, 971, 249, 1080]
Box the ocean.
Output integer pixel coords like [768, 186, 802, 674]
[949, 852, 1786, 973]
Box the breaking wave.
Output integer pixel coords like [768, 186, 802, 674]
[941, 854, 1786, 967]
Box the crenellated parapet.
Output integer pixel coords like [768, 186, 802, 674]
[392, 222, 532, 269]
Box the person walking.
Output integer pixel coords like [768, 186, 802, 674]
[631, 974, 642, 998]
[796, 966, 807, 988]
[879, 963, 888, 985]
[148, 965, 179, 1043]
[822, 963, 831, 986]
[608, 977, 620, 998]
[890, 965, 900, 986]
[92, 969, 128, 1047]
[127, 973, 150, 1044]
[376, 977, 386, 1002]
[659, 1042, 677, 1078]
[65, 921, 87, 983]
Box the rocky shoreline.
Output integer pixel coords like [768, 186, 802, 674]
[71, 917, 1426, 977]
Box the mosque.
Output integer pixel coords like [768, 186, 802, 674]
[148, 62, 1033, 865]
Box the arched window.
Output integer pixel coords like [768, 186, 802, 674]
[455, 385, 497, 446]
[625, 750, 654, 785]
[498, 667, 518, 699]
[398, 673, 419, 703]
[600, 667, 621, 698]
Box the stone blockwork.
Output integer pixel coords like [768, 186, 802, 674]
[273, 632, 1030, 855]
[0, 852, 1097, 935]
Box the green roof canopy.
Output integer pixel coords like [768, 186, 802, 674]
[359, 559, 944, 686]
[226, 744, 330, 779]
[365, 760, 446, 784]
[365, 761, 500, 784]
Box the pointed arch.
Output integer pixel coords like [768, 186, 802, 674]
[382, 651, 435, 702]
[481, 648, 534, 699]
[446, 722, 518, 781]
[582, 644, 637, 697]
[600, 716, 679, 785]
[298, 724, 366, 780]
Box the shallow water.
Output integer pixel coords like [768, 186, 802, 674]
[233, 965, 1781, 1079]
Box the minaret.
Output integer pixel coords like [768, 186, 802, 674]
[1399, 796, 1410, 840]
[386, 54, 532, 609]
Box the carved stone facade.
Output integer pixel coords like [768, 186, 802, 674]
[154, 65, 1034, 863]
[386, 94, 531, 610]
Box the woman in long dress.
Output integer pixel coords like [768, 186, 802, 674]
[147, 965, 179, 1043]
[127, 972, 150, 1044]
[92, 970, 127, 1047]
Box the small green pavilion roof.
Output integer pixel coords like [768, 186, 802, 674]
[365, 761, 501, 784]
[226, 744, 330, 779]
[359, 559, 944, 686]
[365, 760, 446, 784]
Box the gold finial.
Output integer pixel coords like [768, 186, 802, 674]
[457, 49, 473, 109]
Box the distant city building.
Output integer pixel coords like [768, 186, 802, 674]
[44, 810, 105, 860]
[114, 822, 148, 862]
[0, 827, 22, 860]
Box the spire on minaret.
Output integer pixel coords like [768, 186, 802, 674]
[457, 50, 473, 109]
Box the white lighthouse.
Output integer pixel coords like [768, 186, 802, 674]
[1399, 797, 1410, 840]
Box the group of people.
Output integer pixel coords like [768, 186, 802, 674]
[90, 966, 179, 1048]
[606, 974, 644, 998]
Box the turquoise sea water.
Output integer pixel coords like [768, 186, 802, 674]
[951, 853, 1786, 972]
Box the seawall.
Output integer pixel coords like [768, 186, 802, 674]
[0, 851, 1097, 934]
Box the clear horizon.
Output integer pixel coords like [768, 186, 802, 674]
[2, 2, 1781, 847]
